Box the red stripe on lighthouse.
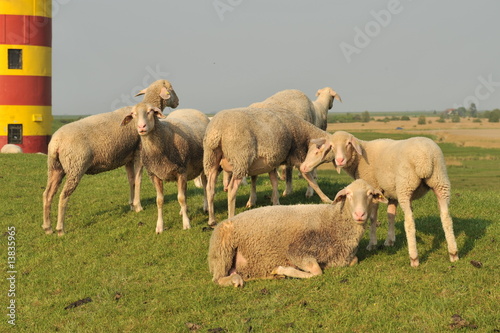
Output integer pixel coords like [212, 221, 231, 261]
[0, 15, 52, 47]
[0, 75, 51, 106]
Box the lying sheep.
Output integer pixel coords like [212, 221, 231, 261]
[208, 179, 387, 287]
[203, 107, 337, 226]
[249, 88, 341, 199]
[121, 104, 209, 233]
[299, 131, 459, 267]
[42, 80, 179, 236]
[1, 144, 23, 153]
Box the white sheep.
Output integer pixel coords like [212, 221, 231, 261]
[1, 144, 23, 153]
[203, 107, 336, 226]
[208, 179, 387, 287]
[42, 80, 179, 236]
[249, 87, 341, 198]
[121, 104, 209, 233]
[299, 131, 459, 267]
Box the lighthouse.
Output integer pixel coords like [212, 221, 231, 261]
[0, 0, 52, 153]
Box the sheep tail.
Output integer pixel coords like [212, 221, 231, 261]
[208, 220, 236, 282]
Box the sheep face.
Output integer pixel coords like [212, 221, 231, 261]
[121, 103, 165, 136]
[300, 131, 362, 174]
[333, 179, 387, 224]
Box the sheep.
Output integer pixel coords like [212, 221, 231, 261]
[249, 88, 341, 198]
[42, 80, 179, 236]
[121, 104, 209, 233]
[203, 107, 337, 226]
[299, 130, 459, 267]
[208, 179, 387, 287]
[1, 144, 23, 153]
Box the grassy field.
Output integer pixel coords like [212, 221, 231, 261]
[1, 130, 499, 332]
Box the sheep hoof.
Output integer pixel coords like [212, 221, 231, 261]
[349, 256, 358, 266]
[132, 205, 143, 213]
[305, 189, 314, 198]
[208, 220, 217, 227]
[410, 257, 419, 267]
[366, 243, 378, 251]
[44, 227, 53, 235]
[231, 274, 244, 288]
[56, 229, 65, 237]
[449, 252, 459, 262]
[245, 201, 254, 208]
[282, 190, 291, 197]
[183, 224, 191, 230]
[384, 239, 395, 247]
[155, 228, 163, 234]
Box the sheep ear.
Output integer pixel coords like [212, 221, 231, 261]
[159, 87, 171, 100]
[333, 188, 347, 203]
[349, 136, 363, 155]
[121, 113, 134, 126]
[334, 94, 342, 102]
[152, 107, 166, 119]
[315, 89, 321, 97]
[311, 138, 326, 149]
[372, 190, 388, 204]
[135, 88, 147, 97]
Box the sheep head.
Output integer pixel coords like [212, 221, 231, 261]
[300, 131, 362, 175]
[333, 179, 387, 224]
[121, 103, 165, 136]
[135, 80, 180, 109]
[316, 87, 342, 109]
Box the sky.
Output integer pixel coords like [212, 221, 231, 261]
[52, 0, 500, 115]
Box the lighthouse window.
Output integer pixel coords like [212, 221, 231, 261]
[8, 124, 23, 144]
[8, 49, 22, 69]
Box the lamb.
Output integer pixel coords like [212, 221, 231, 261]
[299, 130, 459, 267]
[203, 107, 337, 226]
[208, 179, 387, 287]
[249, 87, 341, 198]
[121, 104, 209, 233]
[1, 144, 23, 153]
[42, 80, 179, 236]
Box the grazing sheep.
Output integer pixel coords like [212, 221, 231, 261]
[203, 107, 336, 226]
[299, 131, 459, 267]
[42, 80, 179, 236]
[121, 104, 209, 233]
[249, 88, 341, 198]
[208, 179, 387, 287]
[1, 144, 23, 153]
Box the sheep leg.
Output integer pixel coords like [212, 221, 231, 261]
[269, 169, 281, 205]
[42, 168, 65, 234]
[304, 168, 317, 198]
[206, 150, 222, 226]
[152, 176, 165, 234]
[384, 200, 398, 247]
[245, 175, 258, 208]
[177, 174, 191, 230]
[399, 199, 419, 267]
[216, 273, 244, 287]
[227, 176, 243, 218]
[433, 188, 459, 262]
[272, 258, 323, 279]
[125, 157, 143, 212]
[200, 173, 208, 213]
[366, 202, 380, 251]
[282, 165, 293, 197]
[55, 171, 85, 236]
[300, 172, 332, 203]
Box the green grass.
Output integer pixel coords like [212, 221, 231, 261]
[0, 137, 499, 332]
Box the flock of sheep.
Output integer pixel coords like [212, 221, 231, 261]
[41, 79, 459, 287]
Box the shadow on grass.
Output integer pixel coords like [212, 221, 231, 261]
[357, 214, 491, 264]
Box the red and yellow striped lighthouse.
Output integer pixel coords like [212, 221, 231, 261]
[0, 0, 52, 153]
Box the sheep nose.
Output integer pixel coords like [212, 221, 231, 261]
[354, 211, 366, 221]
[336, 157, 345, 166]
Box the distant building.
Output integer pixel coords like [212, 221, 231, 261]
[0, 0, 52, 153]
